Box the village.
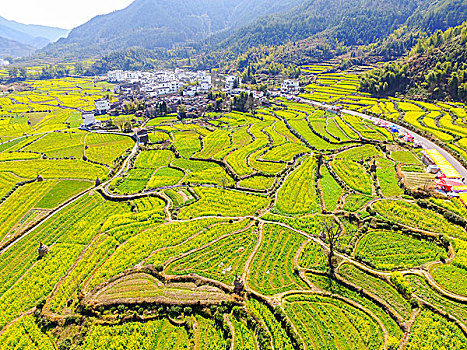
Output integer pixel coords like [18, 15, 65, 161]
[79, 68, 300, 131]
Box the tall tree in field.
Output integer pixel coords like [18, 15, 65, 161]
[319, 217, 342, 277]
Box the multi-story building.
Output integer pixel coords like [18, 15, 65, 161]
[281, 79, 300, 92]
[225, 75, 241, 90]
[107, 70, 125, 82]
[95, 99, 110, 114]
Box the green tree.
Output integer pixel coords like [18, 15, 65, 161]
[177, 105, 187, 119]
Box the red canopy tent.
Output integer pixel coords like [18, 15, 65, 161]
[435, 178, 464, 192]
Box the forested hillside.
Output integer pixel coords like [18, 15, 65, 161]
[35, 0, 467, 64]
[360, 21, 467, 102]
[205, 0, 466, 59]
[0, 37, 35, 58]
[39, 0, 304, 59]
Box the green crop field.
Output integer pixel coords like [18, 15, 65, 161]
[1, 67, 467, 350]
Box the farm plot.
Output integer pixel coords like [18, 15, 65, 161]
[147, 167, 184, 189]
[0, 315, 55, 350]
[172, 158, 234, 186]
[48, 234, 119, 313]
[0, 151, 40, 161]
[0, 181, 56, 243]
[173, 131, 201, 158]
[376, 158, 404, 197]
[86, 133, 134, 167]
[355, 230, 445, 270]
[338, 264, 412, 319]
[196, 129, 231, 159]
[407, 274, 467, 325]
[87, 218, 224, 291]
[331, 158, 372, 195]
[430, 197, 467, 218]
[23, 131, 85, 159]
[372, 200, 467, 238]
[231, 316, 259, 350]
[275, 156, 320, 215]
[145, 219, 250, 267]
[82, 318, 190, 350]
[320, 165, 343, 211]
[0, 195, 129, 326]
[406, 310, 467, 349]
[288, 118, 342, 150]
[116, 168, 155, 193]
[225, 124, 270, 176]
[249, 148, 287, 174]
[337, 145, 382, 161]
[35, 180, 92, 208]
[284, 294, 383, 350]
[305, 273, 403, 340]
[0, 242, 83, 329]
[0, 159, 107, 180]
[248, 224, 307, 295]
[298, 240, 327, 271]
[195, 315, 227, 350]
[134, 149, 174, 169]
[391, 150, 422, 165]
[238, 176, 275, 191]
[246, 298, 294, 350]
[178, 187, 269, 219]
[261, 143, 308, 162]
[166, 225, 257, 285]
[90, 273, 236, 306]
[0, 172, 24, 198]
[431, 264, 467, 297]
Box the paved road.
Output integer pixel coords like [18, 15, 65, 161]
[344, 108, 467, 181]
[299, 97, 467, 182]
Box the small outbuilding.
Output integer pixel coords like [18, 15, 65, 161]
[134, 128, 149, 144]
[233, 274, 244, 295]
[38, 242, 49, 259]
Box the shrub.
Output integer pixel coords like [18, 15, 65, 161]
[390, 271, 413, 297]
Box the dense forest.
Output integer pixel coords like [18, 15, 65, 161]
[360, 21, 467, 102]
[204, 0, 466, 60]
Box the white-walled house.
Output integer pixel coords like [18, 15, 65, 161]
[225, 75, 241, 90]
[82, 111, 96, 126]
[199, 81, 212, 92]
[107, 70, 125, 82]
[183, 86, 197, 97]
[125, 71, 139, 81]
[281, 79, 300, 92]
[95, 99, 110, 114]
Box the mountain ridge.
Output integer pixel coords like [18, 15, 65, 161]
[0, 16, 68, 57]
[39, 0, 304, 59]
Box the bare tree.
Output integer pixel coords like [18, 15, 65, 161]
[319, 217, 342, 277]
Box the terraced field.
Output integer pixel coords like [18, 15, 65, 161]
[1, 72, 467, 350]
